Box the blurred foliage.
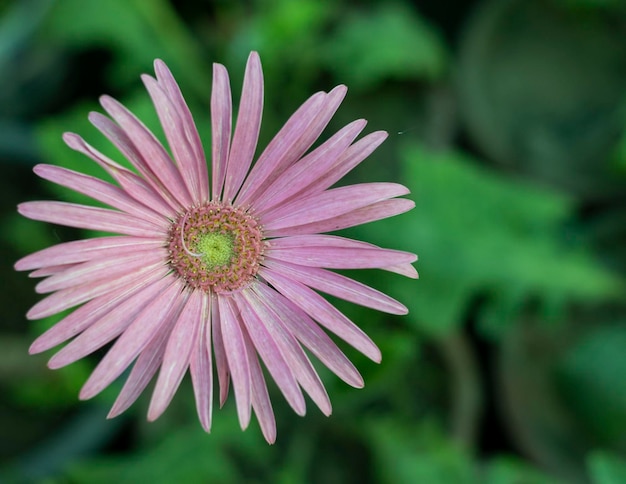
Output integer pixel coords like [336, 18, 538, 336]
[324, 3, 448, 90]
[558, 324, 626, 447]
[356, 145, 621, 336]
[1, 0, 626, 482]
[588, 451, 626, 484]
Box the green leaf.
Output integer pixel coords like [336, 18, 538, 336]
[366, 419, 475, 484]
[588, 451, 626, 484]
[65, 417, 271, 484]
[39, 0, 210, 92]
[557, 325, 626, 445]
[324, 3, 448, 90]
[485, 456, 562, 484]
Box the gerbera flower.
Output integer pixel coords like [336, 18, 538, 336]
[15, 52, 417, 443]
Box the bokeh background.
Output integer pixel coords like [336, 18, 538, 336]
[1, 0, 626, 482]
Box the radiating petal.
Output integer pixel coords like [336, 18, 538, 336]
[236, 85, 347, 206]
[107, 321, 172, 419]
[29, 264, 75, 278]
[263, 259, 407, 315]
[148, 289, 203, 421]
[261, 183, 410, 231]
[89, 112, 184, 212]
[154, 59, 209, 201]
[384, 262, 420, 279]
[190, 294, 213, 432]
[29, 267, 166, 354]
[26, 264, 168, 320]
[211, 63, 232, 200]
[266, 198, 415, 238]
[243, 286, 331, 415]
[79, 279, 185, 400]
[211, 295, 230, 406]
[234, 290, 306, 416]
[266, 235, 416, 269]
[48, 275, 173, 369]
[241, 327, 276, 444]
[297, 130, 388, 198]
[18, 201, 165, 238]
[261, 268, 381, 362]
[253, 282, 364, 387]
[33, 164, 166, 227]
[15, 236, 162, 272]
[99, 96, 193, 207]
[253, 119, 367, 214]
[142, 75, 203, 202]
[222, 52, 263, 201]
[217, 296, 251, 429]
[63, 132, 177, 217]
[35, 248, 166, 294]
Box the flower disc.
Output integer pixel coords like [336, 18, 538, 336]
[168, 202, 264, 293]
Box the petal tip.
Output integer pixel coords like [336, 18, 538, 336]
[78, 383, 97, 401]
[28, 340, 45, 355]
[106, 408, 121, 419]
[47, 357, 64, 370]
[25, 307, 42, 321]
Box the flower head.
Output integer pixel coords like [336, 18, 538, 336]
[16, 52, 417, 443]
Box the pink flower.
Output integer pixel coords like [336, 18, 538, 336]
[15, 52, 417, 443]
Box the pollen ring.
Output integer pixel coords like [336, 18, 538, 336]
[168, 202, 264, 293]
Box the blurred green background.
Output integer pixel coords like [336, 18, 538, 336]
[1, 0, 626, 482]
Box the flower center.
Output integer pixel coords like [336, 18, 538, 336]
[168, 202, 264, 293]
[196, 232, 233, 268]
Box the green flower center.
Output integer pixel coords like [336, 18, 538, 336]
[195, 232, 233, 268]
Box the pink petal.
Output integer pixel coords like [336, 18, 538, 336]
[211, 295, 230, 406]
[241, 327, 276, 444]
[107, 318, 172, 418]
[35, 248, 166, 294]
[297, 130, 388, 198]
[148, 289, 204, 421]
[253, 119, 367, 214]
[142, 75, 202, 202]
[29, 264, 75, 278]
[236, 85, 347, 206]
[222, 52, 263, 202]
[63, 132, 177, 217]
[89, 111, 184, 212]
[266, 198, 415, 237]
[15, 236, 162, 272]
[253, 282, 364, 387]
[18, 201, 165, 238]
[234, 91, 324, 206]
[29, 267, 166, 354]
[263, 259, 408, 314]
[234, 290, 307, 416]
[261, 183, 410, 231]
[260, 268, 381, 362]
[79, 279, 185, 400]
[99, 95, 193, 207]
[217, 296, 251, 429]
[190, 294, 213, 432]
[381, 262, 419, 279]
[33, 164, 166, 227]
[154, 59, 209, 202]
[48, 275, 173, 369]
[243, 286, 331, 415]
[210, 63, 232, 200]
[266, 235, 416, 269]
[26, 264, 168, 320]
